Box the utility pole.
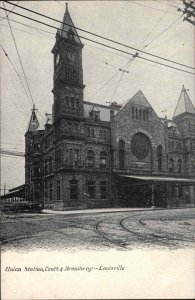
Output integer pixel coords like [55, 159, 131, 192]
[178, 0, 195, 26]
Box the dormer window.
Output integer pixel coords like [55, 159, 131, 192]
[67, 28, 75, 41]
[89, 107, 100, 121]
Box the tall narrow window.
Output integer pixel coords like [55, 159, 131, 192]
[87, 150, 95, 167]
[49, 183, 53, 201]
[139, 109, 142, 119]
[87, 181, 95, 199]
[146, 110, 149, 121]
[57, 180, 61, 200]
[157, 145, 162, 171]
[169, 158, 174, 173]
[178, 159, 182, 173]
[56, 149, 61, 168]
[70, 179, 78, 200]
[87, 128, 90, 138]
[178, 186, 183, 197]
[49, 156, 53, 173]
[132, 107, 134, 118]
[100, 181, 107, 199]
[119, 139, 125, 169]
[45, 181, 48, 200]
[74, 149, 79, 166]
[45, 159, 48, 174]
[100, 151, 107, 168]
[170, 185, 175, 196]
[143, 110, 146, 121]
[91, 128, 95, 138]
[135, 108, 138, 119]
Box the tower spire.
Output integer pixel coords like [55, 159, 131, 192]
[58, 4, 82, 44]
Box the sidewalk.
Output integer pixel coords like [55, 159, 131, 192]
[42, 207, 156, 216]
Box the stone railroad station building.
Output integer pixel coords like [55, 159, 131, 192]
[25, 6, 195, 210]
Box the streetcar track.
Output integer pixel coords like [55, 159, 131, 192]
[120, 215, 194, 244]
[94, 219, 128, 250]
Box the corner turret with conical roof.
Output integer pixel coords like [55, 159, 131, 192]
[173, 85, 195, 118]
[173, 85, 195, 139]
[26, 105, 39, 132]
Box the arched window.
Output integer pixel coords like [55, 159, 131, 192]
[70, 179, 78, 200]
[178, 159, 182, 173]
[100, 151, 107, 168]
[87, 150, 95, 167]
[169, 158, 174, 173]
[119, 140, 125, 169]
[157, 145, 162, 171]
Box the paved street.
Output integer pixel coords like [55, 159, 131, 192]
[1, 208, 194, 252]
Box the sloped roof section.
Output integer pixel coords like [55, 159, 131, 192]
[173, 85, 195, 117]
[120, 90, 151, 110]
[59, 3, 82, 44]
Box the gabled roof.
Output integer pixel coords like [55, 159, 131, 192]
[173, 85, 195, 117]
[120, 90, 151, 110]
[59, 3, 82, 44]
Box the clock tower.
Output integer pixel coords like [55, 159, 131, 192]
[52, 4, 84, 124]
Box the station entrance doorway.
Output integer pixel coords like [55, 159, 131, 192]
[116, 175, 167, 207]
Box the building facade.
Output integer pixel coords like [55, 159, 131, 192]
[25, 6, 195, 210]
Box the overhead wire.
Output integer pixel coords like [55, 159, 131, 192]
[3, 1, 194, 70]
[131, 1, 180, 15]
[139, 2, 171, 50]
[0, 0, 19, 22]
[144, 15, 183, 49]
[2, 65, 29, 118]
[0, 43, 33, 106]
[0, 7, 194, 76]
[2, 18, 192, 96]
[1, 11, 193, 106]
[107, 1, 171, 102]
[1, 18, 192, 80]
[3, 3, 35, 107]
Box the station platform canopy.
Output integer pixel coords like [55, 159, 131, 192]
[119, 175, 195, 184]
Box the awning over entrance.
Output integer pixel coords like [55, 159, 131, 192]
[119, 175, 195, 183]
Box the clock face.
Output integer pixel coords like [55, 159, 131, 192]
[56, 54, 60, 64]
[67, 51, 75, 62]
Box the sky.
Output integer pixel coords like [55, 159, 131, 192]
[0, 0, 194, 193]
